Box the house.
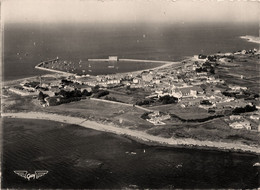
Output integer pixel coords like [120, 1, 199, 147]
[108, 56, 118, 61]
[196, 72, 208, 76]
[241, 50, 247, 54]
[229, 85, 247, 91]
[181, 87, 195, 97]
[172, 86, 203, 98]
[40, 82, 50, 88]
[43, 91, 56, 97]
[229, 120, 251, 130]
[80, 87, 92, 93]
[230, 115, 242, 121]
[171, 91, 182, 99]
[133, 78, 139, 84]
[64, 86, 75, 91]
[250, 114, 260, 120]
[49, 87, 60, 93]
[45, 96, 61, 106]
[154, 79, 161, 84]
[198, 54, 207, 59]
[142, 74, 153, 82]
[107, 79, 121, 84]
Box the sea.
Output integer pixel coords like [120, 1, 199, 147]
[3, 22, 259, 81]
[2, 118, 260, 189]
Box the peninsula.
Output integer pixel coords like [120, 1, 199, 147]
[2, 50, 260, 154]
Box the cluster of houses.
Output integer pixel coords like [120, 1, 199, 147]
[234, 48, 259, 55]
[146, 111, 171, 125]
[8, 50, 259, 131]
[9, 81, 41, 96]
[225, 114, 260, 131]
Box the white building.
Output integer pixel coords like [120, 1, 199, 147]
[133, 78, 139, 84]
[109, 56, 118, 61]
[229, 120, 251, 130]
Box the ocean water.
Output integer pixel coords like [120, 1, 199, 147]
[3, 22, 259, 81]
[2, 118, 260, 189]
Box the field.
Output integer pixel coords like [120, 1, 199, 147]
[217, 54, 260, 92]
[146, 118, 260, 147]
[43, 99, 152, 128]
[3, 91, 260, 148]
[149, 104, 212, 120]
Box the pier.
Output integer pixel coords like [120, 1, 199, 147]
[35, 58, 75, 76]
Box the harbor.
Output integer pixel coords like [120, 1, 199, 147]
[34, 56, 177, 77]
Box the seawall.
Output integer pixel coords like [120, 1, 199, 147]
[35, 66, 73, 76]
[119, 58, 174, 64]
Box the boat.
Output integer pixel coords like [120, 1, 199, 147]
[253, 162, 260, 167]
[108, 65, 114, 68]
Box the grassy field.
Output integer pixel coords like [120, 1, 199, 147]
[107, 86, 152, 104]
[102, 90, 134, 104]
[146, 118, 260, 147]
[3, 91, 260, 148]
[43, 99, 151, 128]
[149, 104, 212, 120]
[217, 54, 260, 93]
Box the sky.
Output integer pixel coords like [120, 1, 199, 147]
[2, 0, 260, 24]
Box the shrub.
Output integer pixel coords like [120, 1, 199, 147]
[93, 90, 109, 98]
[232, 105, 257, 114]
[159, 95, 178, 104]
[136, 99, 154, 106]
[141, 112, 152, 120]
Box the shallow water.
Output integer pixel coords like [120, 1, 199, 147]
[2, 118, 259, 189]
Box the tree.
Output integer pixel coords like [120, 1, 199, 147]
[82, 89, 92, 96]
[38, 91, 45, 101]
[209, 66, 215, 74]
[159, 95, 178, 104]
[93, 90, 109, 98]
[92, 85, 100, 93]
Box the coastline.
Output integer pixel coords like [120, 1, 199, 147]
[2, 112, 260, 155]
[120, 60, 180, 76]
[4, 59, 180, 86]
[3, 73, 68, 86]
[240, 35, 260, 44]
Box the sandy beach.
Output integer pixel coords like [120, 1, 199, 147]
[2, 112, 260, 154]
[240, 35, 260, 44]
[3, 73, 68, 86]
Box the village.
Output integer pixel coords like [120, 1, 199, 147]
[5, 49, 260, 133]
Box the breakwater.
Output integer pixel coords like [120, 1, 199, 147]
[34, 57, 177, 76]
[88, 59, 110, 61]
[35, 58, 74, 76]
[119, 58, 174, 64]
[87, 58, 175, 64]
